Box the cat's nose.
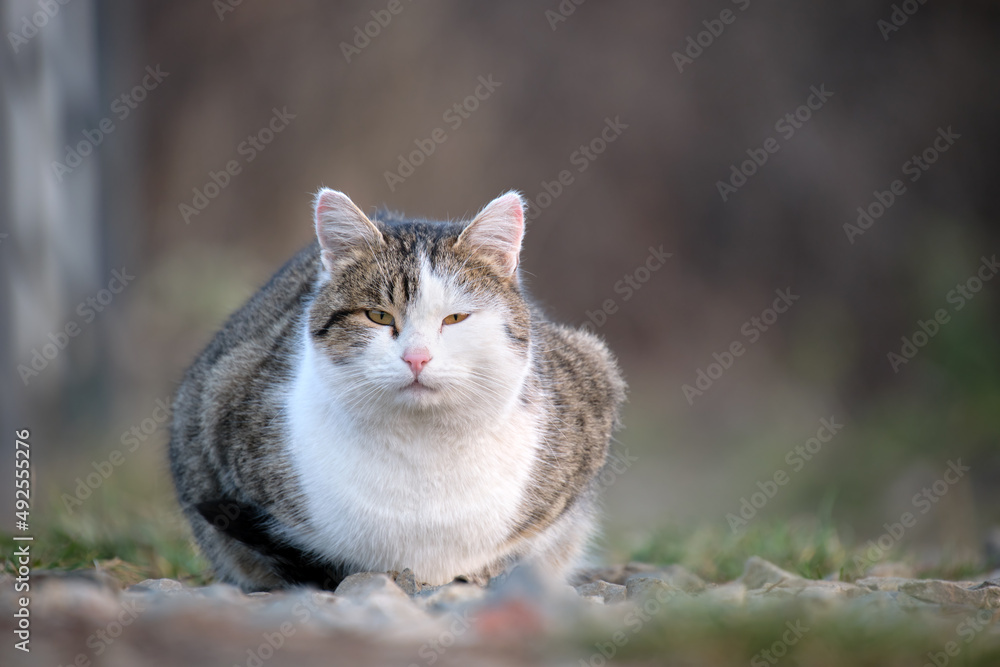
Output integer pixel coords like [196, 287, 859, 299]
[402, 347, 432, 377]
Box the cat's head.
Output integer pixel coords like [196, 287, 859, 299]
[305, 188, 532, 420]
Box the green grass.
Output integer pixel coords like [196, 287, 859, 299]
[630, 517, 984, 583]
[1, 496, 209, 586]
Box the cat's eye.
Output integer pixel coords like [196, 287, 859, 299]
[365, 309, 395, 326]
[443, 313, 469, 325]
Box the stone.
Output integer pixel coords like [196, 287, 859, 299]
[900, 580, 1000, 609]
[977, 571, 1000, 587]
[574, 561, 659, 585]
[575, 580, 627, 604]
[624, 576, 687, 602]
[794, 584, 861, 604]
[701, 582, 747, 605]
[334, 573, 410, 601]
[416, 581, 487, 611]
[636, 564, 707, 593]
[394, 568, 421, 596]
[738, 557, 802, 590]
[855, 577, 913, 592]
[129, 578, 189, 595]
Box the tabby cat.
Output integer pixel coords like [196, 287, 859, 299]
[168, 188, 626, 591]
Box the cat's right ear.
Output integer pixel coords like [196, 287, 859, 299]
[313, 188, 384, 272]
[456, 191, 525, 278]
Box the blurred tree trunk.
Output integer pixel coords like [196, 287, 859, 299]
[1, 0, 109, 529]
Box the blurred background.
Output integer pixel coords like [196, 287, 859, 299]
[2, 0, 999, 576]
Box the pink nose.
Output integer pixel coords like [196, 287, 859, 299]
[403, 348, 432, 376]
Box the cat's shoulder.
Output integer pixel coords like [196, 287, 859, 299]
[532, 310, 626, 401]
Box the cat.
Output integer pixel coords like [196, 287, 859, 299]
[168, 188, 626, 591]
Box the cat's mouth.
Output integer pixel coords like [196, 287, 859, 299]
[403, 379, 435, 393]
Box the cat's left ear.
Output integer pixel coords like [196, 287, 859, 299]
[456, 191, 525, 278]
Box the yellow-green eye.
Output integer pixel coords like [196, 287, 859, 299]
[365, 309, 395, 326]
[443, 313, 469, 325]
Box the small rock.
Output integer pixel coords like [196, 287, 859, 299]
[416, 581, 487, 611]
[334, 572, 409, 602]
[638, 565, 707, 594]
[701, 582, 746, 605]
[624, 577, 687, 603]
[395, 568, 421, 596]
[333, 572, 429, 629]
[575, 580, 627, 604]
[855, 577, 914, 593]
[738, 557, 802, 590]
[574, 562, 659, 585]
[900, 580, 1000, 609]
[129, 578, 188, 595]
[977, 571, 1000, 587]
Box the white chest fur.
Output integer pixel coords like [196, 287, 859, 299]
[284, 347, 540, 586]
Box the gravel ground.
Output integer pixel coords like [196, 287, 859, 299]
[3, 559, 1000, 667]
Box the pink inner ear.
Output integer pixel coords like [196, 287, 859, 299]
[460, 192, 525, 276]
[494, 193, 525, 228]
